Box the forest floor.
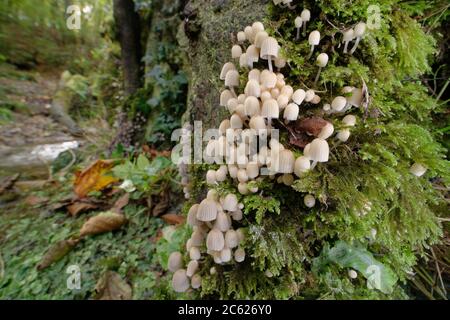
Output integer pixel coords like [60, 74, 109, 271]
[0, 63, 179, 299]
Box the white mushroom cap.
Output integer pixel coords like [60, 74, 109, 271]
[308, 30, 320, 45]
[214, 211, 232, 232]
[230, 114, 243, 129]
[187, 204, 201, 226]
[252, 21, 264, 36]
[235, 104, 246, 119]
[209, 267, 217, 275]
[261, 99, 279, 119]
[305, 89, 315, 102]
[277, 94, 289, 110]
[277, 149, 295, 173]
[206, 229, 225, 251]
[304, 194, 316, 208]
[323, 103, 331, 111]
[260, 37, 279, 59]
[220, 62, 236, 80]
[316, 53, 329, 67]
[354, 22, 366, 37]
[223, 193, 238, 212]
[295, 16, 303, 28]
[274, 57, 286, 69]
[301, 9, 311, 21]
[248, 69, 261, 82]
[186, 260, 199, 277]
[237, 31, 246, 42]
[197, 198, 218, 221]
[254, 31, 269, 48]
[234, 247, 246, 262]
[343, 29, 354, 41]
[239, 53, 248, 68]
[172, 269, 190, 292]
[237, 168, 248, 183]
[219, 119, 231, 135]
[294, 156, 311, 177]
[284, 103, 299, 121]
[226, 98, 238, 113]
[337, 129, 350, 142]
[191, 274, 202, 289]
[331, 96, 347, 111]
[318, 122, 334, 139]
[281, 85, 294, 99]
[303, 143, 311, 158]
[282, 174, 294, 186]
[292, 89, 306, 105]
[244, 25, 254, 42]
[190, 230, 204, 247]
[215, 167, 227, 182]
[168, 251, 183, 272]
[228, 164, 238, 178]
[271, 88, 280, 99]
[231, 209, 243, 221]
[308, 138, 329, 162]
[410, 163, 427, 177]
[311, 95, 321, 104]
[260, 70, 277, 88]
[238, 182, 249, 195]
[189, 246, 201, 260]
[238, 93, 246, 103]
[347, 88, 363, 107]
[220, 89, 234, 107]
[220, 247, 232, 262]
[186, 239, 193, 252]
[206, 169, 216, 184]
[225, 229, 240, 248]
[231, 45, 242, 58]
[342, 115, 356, 126]
[244, 79, 261, 97]
[260, 91, 272, 102]
[225, 69, 239, 88]
[348, 269, 358, 279]
[246, 45, 259, 64]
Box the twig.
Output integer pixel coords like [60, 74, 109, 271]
[431, 247, 447, 296]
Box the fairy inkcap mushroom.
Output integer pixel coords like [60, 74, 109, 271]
[231, 45, 242, 59]
[244, 79, 261, 97]
[304, 194, 316, 208]
[248, 69, 260, 82]
[254, 31, 269, 48]
[300, 9, 311, 36]
[260, 37, 279, 72]
[168, 251, 183, 272]
[274, 57, 287, 70]
[337, 129, 350, 142]
[220, 89, 234, 106]
[206, 169, 216, 184]
[277, 94, 289, 110]
[331, 96, 347, 112]
[277, 149, 295, 173]
[283, 103, 299, 122]
[246, 45, 259, 68]
[206, 229, 225, 251]
[223, 193, 238, 212]
[252, 21, 264, 37]
[342, 28, 354, 54]
[307, 30, 320, 59]
[230, 114, 243, 129]
[225, 69, 239, 95]
[294, 156, 311, 177]
[189, 246, 201, 260]
[314, 53, 328, 85]
[305, 89, 315, 102]
[292, 89, 306, 105]
[249, 115, 267, 132]
[308, 138, 329, 168]
[246, 163, 259, 179]
[318, 122, 334, 139]
[260, 70, 277, 89]
[186, 260, 199, 278]
[234, 247, 246, 262]
[220, 62, 236, 80]
[197, 198, 218, 222]
[261, 98, 279, 125]
[172, 269, 190, 293]
[239, 53, 248, 68]
[294, 16, 303, 40]
[237, 31, 246, 43]
[220, 247, 232, 263]
[244, 25, 254, 43]
[350, 22, 366, 54]
[187, 204, 201, 226]
[410, 163, 427, 177]
[214, 211, 231, 232]
[342, 114, 356, 126]
[225, 229, 239, 248]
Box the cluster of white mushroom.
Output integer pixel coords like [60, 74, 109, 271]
[180, 123, 193, 199]
[340, 22, 366, 54]
[169, 191, 246, 293]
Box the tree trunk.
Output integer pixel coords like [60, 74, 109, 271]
[113, 0, 142, 96]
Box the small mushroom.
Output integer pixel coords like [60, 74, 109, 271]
[206, 229, 225, 251]
[246, 45, 259, 68]
[238, 182, 249, 195]
[186, 260, 199, 278]
[187, 204, 201, 226]
[318, 122, 334, 139]
[348, 269, 358, 279]
[234, 247, 246, 262]
[246, 163, 259, 179]
[305, 89, 315, 102]
[220, 89, 234, 106]
[292, 89, 306, 105]
[189, 246, 201, 260]
[300, 9, 311, 36]
[304, 194, 316, 208]
[231, 45, 242, 59]
[314, 53, 328, 86]
[274, 57, 286, 71]
[260, 70, 277, 89]
[191, 274, 202, 289]
[225, 69, 239, 95]
[308, 138, 329, 169]
[307, 30, 320, 59]
[249, 115, 267, 132]
[244, 96, 260, 117]
[244, 26, 254, 43]
[294, 156, 311, 177]
[342, 114, 356, 126]
[230, 114, 243, 129]
[168, 251, 183, 272]
[254, 31, 269, 48]
[261, 98, 279, 126]
[350, 22, 366, 54]
[206, 169, 216, 184]
[172, 269, 190, 292]
[220, 247, 232, 262]
[223, 193, 238, 211]
[248, 69, 261, 82]
[214, 211, 231, 232]
[277, 149, 295, 173]
[237, 31, 246, 43]
[410, 163, 427, 177]
[331, 96, 347, 112]
[283, 103, 299, 122]
[342, 28, 354, 54]
[252, 21, 265, 38]
[294, 16, 303, 40]
[239, 52, 248, 68]
[197, 198, 218, 221]
[336, 128, 351, 142]
[260, 37, 279, 72]
[244, 79, 261, 97]
[220, 62, 236, 80]
[225, 229, 240, 248]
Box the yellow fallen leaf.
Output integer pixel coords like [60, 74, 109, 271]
[74, 160, 119, 198]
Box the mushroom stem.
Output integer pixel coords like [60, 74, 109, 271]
[268, 56, 273, 72]
[343, 41, 349, 53]
[230, 87, 236, 97]
[310, 160, 318, 170]
[287, 3, 296, 9]
[302, 22, 307, 37]
[314, 67, 322, 87]
[350, 37, 361, 54]
[296, 28, 300, 40]
[307, 45, 315, 59]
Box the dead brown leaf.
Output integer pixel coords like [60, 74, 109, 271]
[111, 193, 130, 214]
[37, 239, 79, 270]
[79, 211, 127, 237]
[24, 195, 49, 206]
[161, 213, 185, 225]
[67, 201, 98, 217]
[152, 191, 170, 217]
[294, 117, 329, 136]
[95, 271, 132, 300]
[142, 145, 171, 158]
[74, 159, 119, 198]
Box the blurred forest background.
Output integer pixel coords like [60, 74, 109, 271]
[0, 0, 448, 299]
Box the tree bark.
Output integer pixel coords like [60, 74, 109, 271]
[113, 0, 142, 96]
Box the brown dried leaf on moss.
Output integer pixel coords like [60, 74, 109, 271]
[79, 211, 127, 237]
[37, 239, 79, 270]
[152, 190, 170, 217]
[111, 193, 130, 214]
[74, 159, 118, 198]
[161, 213, 185, 225]
[94, 271, 132, 300]
[67, 201, 99, 216]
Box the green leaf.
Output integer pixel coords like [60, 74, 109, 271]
[136, 154, 150, 171]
